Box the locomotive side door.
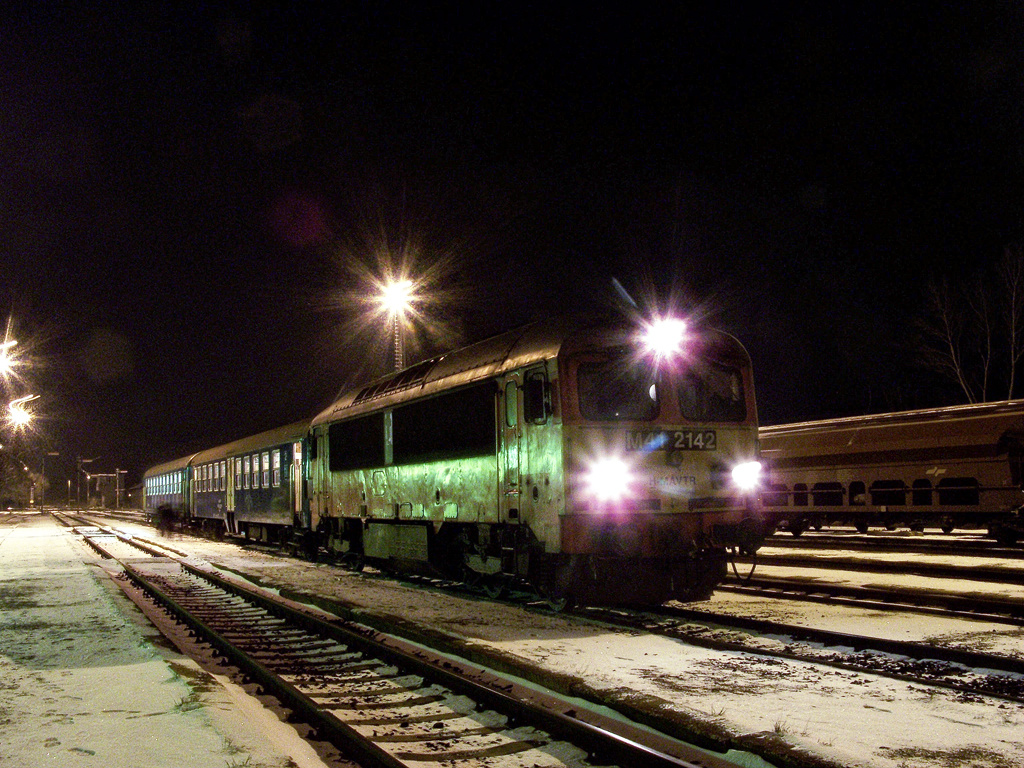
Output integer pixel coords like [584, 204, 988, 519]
[309, 428, 328, 531]
[500, 372, 522, 522]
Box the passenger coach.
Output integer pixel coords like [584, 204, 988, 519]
[760, 400, 1024, 542]
[308, 314, 763, 606]
[143, 453, 194, 526]
[143, 422, 310, 542]
[189, 421, 309, 541]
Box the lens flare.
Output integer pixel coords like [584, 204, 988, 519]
[731, 460, 762, 491]
[641, 317, 687, 361]
[584, 455, 634, 502]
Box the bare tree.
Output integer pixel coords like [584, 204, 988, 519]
[917, 276, 987, 402]
[998, 246, 1024, 399]
[917, 246, 1024, 403]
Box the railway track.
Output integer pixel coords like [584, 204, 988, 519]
[734, 551, 1024, 586]
[641, 605, 1024, 704]
[766, 531, 1024, 559]
[57, 514, 739, 768]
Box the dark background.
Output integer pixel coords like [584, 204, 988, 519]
[3, 3, 1024, 491]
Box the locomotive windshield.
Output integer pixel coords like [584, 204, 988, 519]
[677, 360, 746, 422]
[577, 361, 659, 421]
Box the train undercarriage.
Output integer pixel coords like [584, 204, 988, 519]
[315, 516, 730, 607]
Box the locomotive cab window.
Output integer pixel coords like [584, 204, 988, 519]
[677, 361, 746, 422]
[577, 360, 658, 421]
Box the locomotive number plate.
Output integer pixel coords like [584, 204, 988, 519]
[626, 430, 717, 451]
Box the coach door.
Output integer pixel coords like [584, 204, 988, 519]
[293, 440, 309, 528]
[225, 457, 236, 533]
[500, 373, 522, 522]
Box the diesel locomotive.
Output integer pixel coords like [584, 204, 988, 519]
[144, 314, 765, 605]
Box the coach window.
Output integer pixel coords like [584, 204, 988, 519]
[871, 480, 906, 506]
[250, 454, 259, 488]
[763, 482, 788, 506]
[243, 456, 250, 489]
[272, 450, 281, 486]
[262, 452, 270, 487]
[937, 477, 980, 505]
[793, 483, 809, 507]
[849, 481, 866, 505]
[812, 482, 843, 506]
[235, 460, 242, 490]
[912, 479, 932, 506]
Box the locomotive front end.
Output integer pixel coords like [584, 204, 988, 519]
[553, 318, 763, 605]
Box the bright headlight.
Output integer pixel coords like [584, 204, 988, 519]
[585, 456, 634, 502]
[731, 460, 762, 491]
[641, 317, 687, 361]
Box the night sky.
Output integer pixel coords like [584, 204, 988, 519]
[3, 3, 1024, 489]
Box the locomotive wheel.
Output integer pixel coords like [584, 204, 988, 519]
[482, 576, 507, 600]
[544, 593, 575, 612]
[342, 552, 365, 572]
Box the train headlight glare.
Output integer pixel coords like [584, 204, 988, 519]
[585, 456, 633, 502]
[642, 318, 687, 360]
[731, 461, 762, 491]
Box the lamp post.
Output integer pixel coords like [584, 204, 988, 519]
[41, 451, 58, 511]
[77, 456, 95, 509]
[6, 394, 38, 429]
[39, 450, 58, 512]
[380, 279, 413, 371]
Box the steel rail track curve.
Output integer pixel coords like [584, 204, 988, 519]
[62, 516, 739, 768]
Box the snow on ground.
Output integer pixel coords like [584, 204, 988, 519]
[134, 526, 1024, 768]
[0, 514, 332, 768]
[727, 541, 1024, 660]
[11, 513, 1024, 768]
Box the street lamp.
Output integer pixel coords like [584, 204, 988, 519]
[380, 279, 414, 371]
[7, 394, 38, 429]
[0, 339, 16, 377]
[77, 456, 96, 508]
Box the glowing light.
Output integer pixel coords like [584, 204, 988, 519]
[379, 279, 416, 370]
[731, 460, 762, 491]
[584, 455, 634, 503]
[379, 279, 414, 316]
[7, 394, 38, 429]
[642, 318, 687, 361]
[0, 339, 17, 377]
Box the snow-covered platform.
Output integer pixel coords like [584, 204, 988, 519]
[0, 513, 328, 768]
